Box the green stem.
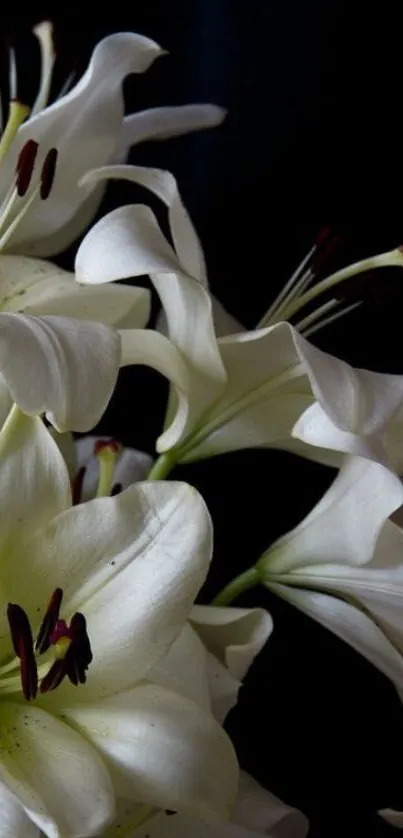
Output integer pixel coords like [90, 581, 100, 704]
[212, 567, 261, 606]
[147, 451, 177, 481]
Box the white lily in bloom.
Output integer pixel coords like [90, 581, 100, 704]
[0, 406, 239, 837]
[0, 24, 224, 326]
[0, 23, 224, 257]
[213, 456, 403, 699]
[74, 166, 403, 473]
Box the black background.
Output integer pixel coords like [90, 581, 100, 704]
[4, 2, 403, 835]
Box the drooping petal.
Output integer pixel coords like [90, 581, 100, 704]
[0, 702, 114, 838]
[63, 682, 238, 821]
[258, 456, 403, 576]
[76, 202, 227, 450]
[0, 313, 120, 431]
[191, 606, 273, 680]
[120, 103, 225, 152]
[0, 782, 39, 838]
[292, 402, 387, 465]
[156, 293, 244, 339]
[75, 435, 153, 500]
[76, 204, 183, 282]
[3, 33, 163, 255]
[0, 254, 150, 327]
[120, 328, 192, 449]
[112, 771, 308, 838]
[80, 165, 207, 282]
[30, 482, 212, 700]
[291, 329, 403, 462]
[268, 582, 403, 696]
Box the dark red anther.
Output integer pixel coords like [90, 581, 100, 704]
[39, 658, 68, 693]
[15, 140, 39, 197]
[312, 227, 344, 276]
[68, 612, 92, 684]
[35, 588, 63, 653]
[111, 482, 123, 496]
[7, 603, 38, 700]
[40, 147, 58, 199]
[314, 226, 332, 249]
[94, 439, 120, 456]
[40, 612, 92, 694]
[72, 466, 86, 505]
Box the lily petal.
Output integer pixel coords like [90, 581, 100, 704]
[0, 409, 71, 660]
[120, 329, 192, 450]
[260, 457, 403, 575]
[76, 204, 182, 282]
[0, 373, 13, 429]
[30, 482, 212, 699]
[63, 682, 238, 821]
[3, 33, 163, 255]
[0, 254, 150, 328]
[191, 605, 273, 680]
[292, 402, 387, 465]
[269, 582, 403, 695]
[113, 771, 308, 838]
[0, 702, 114, 838]
[0, 783, 39, 838]
[0, 313, 120, 432]
[291, 329, 403, 462]
[80, 165, 207, 282]
[379, 809, 403, 827]
[120, 103, 226, 151]
[148, 624, 212, 713]
[0, 407, 70, 541]
[175, 323, 310, 462]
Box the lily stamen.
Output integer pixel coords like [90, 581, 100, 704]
[4, 588, 92, 700]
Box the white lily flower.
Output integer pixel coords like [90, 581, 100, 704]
[0, 24, 225, 257]
[0, 24, 224, 327]
[0, 406, 239, 837]
[213, 456, 403, 698]
[75, 166, 403, 473]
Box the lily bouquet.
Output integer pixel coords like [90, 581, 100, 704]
[0, 19, 402, 838]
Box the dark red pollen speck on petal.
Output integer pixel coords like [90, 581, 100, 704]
[7, 603, 38, 700]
